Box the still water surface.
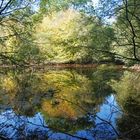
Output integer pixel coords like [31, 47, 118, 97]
[0, 65, 139, 140]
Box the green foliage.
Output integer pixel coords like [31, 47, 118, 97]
[0, 0, 140, 65]
[110, 71, 140, 139]
[39, 0, 92, 14]
[35, 9, 115, 64]
[0, 0, 44, 65]
[112, 0, 140, 63]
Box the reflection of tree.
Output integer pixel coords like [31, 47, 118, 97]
[40, 65, 122, 133]
[0, 66, 123, 138]
[0, 110, 88, 140]
[0, 70, 54, 116]
[76, 65, 122, 100]
[111, 71, 140, 139]
[44, 115, 93, 134]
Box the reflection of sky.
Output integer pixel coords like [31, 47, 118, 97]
[0, 111, 49, 139]
[97, 94, 121, 125]
[76, 95, 121, 140]
[0, 95, 121, 140]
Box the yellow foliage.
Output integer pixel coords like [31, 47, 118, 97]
[1, 76, 17, 93]
[42, 100, 79, 119]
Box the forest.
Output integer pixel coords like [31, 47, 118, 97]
[0, 0, 140, 66]
[0, 0, 140, 140]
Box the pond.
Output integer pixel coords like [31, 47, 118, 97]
[0, 64, 139, 140]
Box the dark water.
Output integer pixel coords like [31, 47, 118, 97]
[0, 65, 139, 140]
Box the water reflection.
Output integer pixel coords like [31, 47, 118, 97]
[111, 71, 140, 139]
[0, 65, 139, 139]
[0, 110, 49, 139]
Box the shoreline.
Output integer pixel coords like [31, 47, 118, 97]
[0, 63, 140, 72]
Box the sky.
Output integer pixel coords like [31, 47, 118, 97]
[92, 0, 116, 24]
[92, 0, 99, 7]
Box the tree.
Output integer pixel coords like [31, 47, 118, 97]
[116, 0, 140, 62]
[0, 0, 49, 65]
[97, 0, 140, 64]
[35, 8, 115, 64]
